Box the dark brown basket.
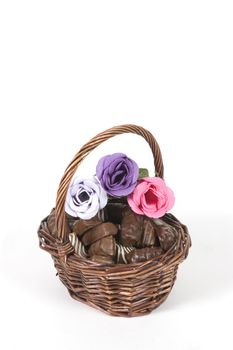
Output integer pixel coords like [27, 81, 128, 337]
[38, 124, 191, 317]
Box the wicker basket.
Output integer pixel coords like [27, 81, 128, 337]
[38, 124, 191, 317]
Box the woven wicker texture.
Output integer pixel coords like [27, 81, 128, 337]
[38, 124, 191, 317]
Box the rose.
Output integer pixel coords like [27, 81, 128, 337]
[127, 177, 175, 218]
[96, 153, 139, 197]
[65, 176, 107, 219]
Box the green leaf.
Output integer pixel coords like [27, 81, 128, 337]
[138, 168, 149, 179]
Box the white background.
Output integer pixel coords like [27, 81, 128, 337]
[0, 1, 233, 349]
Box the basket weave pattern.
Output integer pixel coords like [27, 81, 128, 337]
[38, 125, 191, 316]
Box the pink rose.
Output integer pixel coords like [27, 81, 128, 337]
[127, 177, 175, 218]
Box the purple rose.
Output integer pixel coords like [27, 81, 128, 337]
[96, 153, 139, 197]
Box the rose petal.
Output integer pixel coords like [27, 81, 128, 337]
[127, 195, 144, 215]
[134, 181, 150, 204]
[108, 158, 124, 174]
[131, 160, 139, 183]
[99, 188, 108, 208]
[165, 186, 175, 211]
[111, 170, 125, 185]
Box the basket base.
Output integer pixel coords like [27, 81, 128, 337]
[67, 288, 171, 317]
[53, 253, 178, 317]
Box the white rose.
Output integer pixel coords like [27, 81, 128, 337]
[65, 176, 107, 219]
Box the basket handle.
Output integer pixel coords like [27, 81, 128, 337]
[55, 124, 164, 241]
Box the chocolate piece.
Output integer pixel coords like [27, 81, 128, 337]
[90, 255, 114, 265]
[73, 217, 102, 237]
[141, 218, 156, 247]
[126, 247, 164, 264]
[66, 213, 79, 231]
[105, 202, 127, 224]
[81, 222, 118, 246]
[154, 219, 177, 251]
[120, 208, 144, 247]
[88, 236, 116, 257]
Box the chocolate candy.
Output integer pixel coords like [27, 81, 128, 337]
[154, 219, 177, 251]
[88, 235, 116, 257]
[126, 247, 164, 264]
[120, 208, 144, 247]
[72, 214, 118, 263]
[73, 217, 102, 237]
[141, 218, 156, 247]
[66, 214, 79, 231]
[81, 222, 117, 246]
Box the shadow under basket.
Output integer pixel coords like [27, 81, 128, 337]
[37, 124, 191, 317]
